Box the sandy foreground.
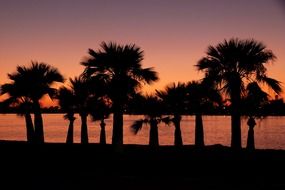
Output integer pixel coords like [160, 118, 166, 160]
[0, 141, 285, 190]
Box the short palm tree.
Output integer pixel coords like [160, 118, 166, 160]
[241, 82, 270, 150]
[196, 38, 282, 149]
[89, 96, 111, 145]
[58, 87, 76, 144]
[82, 42, 158, 147]
[186, 80, 222, 148]
[0, 87, 35, 143]
[69, 77, 91, 144]
[2, 62, 64, 143]
[130, 95, 163, 148]
[156, 82, 187, 147]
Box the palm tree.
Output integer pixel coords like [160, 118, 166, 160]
[130, 95, 163, 148]
[241, 82, 270, 150]
[196, 38, 282, 149]
[58, 87, 76, 144]
[82, 42, 159, 147]
[89, 96, 111, 145]
[186, 80, 221, 148]
[3, 62, 64, 143]
[68, 77, 91, 144]
[0, 85, 35, 143]
[156, 82, 187, 147]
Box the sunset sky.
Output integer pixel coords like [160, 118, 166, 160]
[1, 0, 285, 105]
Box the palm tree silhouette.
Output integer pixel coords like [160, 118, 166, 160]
[130, 95, 163, 148]
[196, 38, 282, 149]
[186, 81, 221, 148]
[58, 87, 76, 144]
[156, 82, 187, 147]
[89, 96, 111, 145]
[82, 42, 158, 147]
[0, 88, 35, 143]
[68, 77, 91, 144]
[241, 82, 271, 150]
[2, 62, 64, 143]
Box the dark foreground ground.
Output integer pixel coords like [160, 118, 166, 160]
[1, 141, 285, 190]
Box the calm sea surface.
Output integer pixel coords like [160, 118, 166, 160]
[1, 114, 285, 150]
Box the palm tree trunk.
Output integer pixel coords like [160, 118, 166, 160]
[195, 113, 204, 147]
[231, 113, 241, 149]
[66, 118, 75, 144]
[149, 119, 159, 148]
[246, 126, 255, 150]
[34, 101, 44, 143]
[246, 117, 256, 150]
[80, 113, 89, 144]
[24, 113, 35, 143]
[173, 115, 183, 147]
[231, 85, 242, 149]
[112, 102, 123, 147]
[100, 119, 106, 145]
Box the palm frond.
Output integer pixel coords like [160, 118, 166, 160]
[130, 119, 144, 135]
[161, 116, 173, 126]
[261, 77, 282, 95]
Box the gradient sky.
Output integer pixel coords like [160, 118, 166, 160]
[1, 0, 285, 105]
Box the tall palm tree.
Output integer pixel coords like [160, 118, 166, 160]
[58, 87, 76, 144]
[82, 42, 159, 147]
[0, 85, 35, 143]
[3, 62, 64, 143]
[196, 38, 282, 149]
[156, 82, 187, 147]
[130, 95, 163, 148]
[186, 80, 221, 148]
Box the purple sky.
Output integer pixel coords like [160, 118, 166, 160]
[1, 0, 284, 100]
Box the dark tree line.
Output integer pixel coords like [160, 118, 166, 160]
[0, 39, 282, 150]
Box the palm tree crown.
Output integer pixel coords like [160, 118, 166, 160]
[8, 62, 64, 101]
[156, 82, 187, 115]
[82, 42, 158, 100]
[196, 38, 281, 96]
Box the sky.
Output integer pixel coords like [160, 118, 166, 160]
[0, 0, 285, 105]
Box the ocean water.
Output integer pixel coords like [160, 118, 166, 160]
[1, 114, 285, 150]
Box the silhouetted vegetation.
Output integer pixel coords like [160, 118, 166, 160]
[156, 82, 187, 147]
[196, 38, 282, 149]
[67, 77, 91, 144]
[58, 87, 77, 144]
[186, 80, 222, 147]
[0, 39, 284, 150]
[1, 62, 64, 143]
[89, 96, 111, 145]
[130, 95, 164, 148]
[81, 42, 159, 148]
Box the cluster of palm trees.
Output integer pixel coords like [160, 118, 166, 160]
[0, 38, 282, 150]
[130, 81, 221, 148]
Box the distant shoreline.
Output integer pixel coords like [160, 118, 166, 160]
[2, 112, 285, 116]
